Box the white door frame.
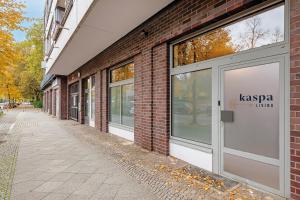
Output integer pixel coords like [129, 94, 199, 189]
[218, 55, 288, 196]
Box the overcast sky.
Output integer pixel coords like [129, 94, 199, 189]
[13, 0, 45, 42]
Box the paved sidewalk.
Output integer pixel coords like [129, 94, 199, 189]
[1, 110, 284, 200]
[11, 111, 156, 200]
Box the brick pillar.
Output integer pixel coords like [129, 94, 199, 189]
[78, 79, 84, 124]
[60, 76, 68, 120]
[53, 89, 56, 116]
[95, 71, 101, 130]
[101, 69, 108, 133]
[43, 93, 45, 112]
[152, 43, 169, 155]
[134, 49, 153, 151]
[46, 91, 49, 112]
[52, 89, 55, 116]
[290, 0, 300, 199]
[134, 54, 143, 145]
[49, 90, 52, 115]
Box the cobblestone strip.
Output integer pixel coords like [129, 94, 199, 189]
[61, 121, 284, 200]
[0, 134, 20, 200]
[62, 124, 224, 200]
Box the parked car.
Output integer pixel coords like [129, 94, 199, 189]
[0, 102, 9, 109]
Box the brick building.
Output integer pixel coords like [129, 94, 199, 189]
[41, 0, 300, 198]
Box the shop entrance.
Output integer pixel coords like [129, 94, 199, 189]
[83, 76, 95, 127]
[219, 56, 286, 196]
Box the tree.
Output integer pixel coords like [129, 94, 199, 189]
[16, 20, 44, 101]
[0, 0, 25, 103]
[237, 16, 269, 50]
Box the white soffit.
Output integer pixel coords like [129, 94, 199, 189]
[49, 0, 173, 75]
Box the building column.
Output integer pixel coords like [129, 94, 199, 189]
[134, 49, 153, 151]
[79, 79, 84, 124]
[95, 71, 101, 130]
[49, 89, 52, 115]
[60, 76, 68, 120]
[101, 69, 108, 133]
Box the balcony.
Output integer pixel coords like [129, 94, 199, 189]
[45, 0, 173, 75]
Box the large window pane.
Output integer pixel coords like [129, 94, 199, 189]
[110, 86, 121, 123]
[173, 5, 284, 67]
[172, 69, 212, 144]
[122, 84, 134, 127]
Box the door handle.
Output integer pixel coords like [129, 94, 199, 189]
[221, 110, 234, 122]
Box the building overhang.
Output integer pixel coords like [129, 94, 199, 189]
[46, 0, 173, 75]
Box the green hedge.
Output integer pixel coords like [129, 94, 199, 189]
[32, 100, 43, 108]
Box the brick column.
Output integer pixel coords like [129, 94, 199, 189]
[79, 79, 84, 124]
[290, 0, 300, 199]
[43, 92, 45, 112]
[152, 43, 169, 155]
[134, 49, 153, 151]
[60, 77, 68, 120]
[95, 71, 101, 130]
[52, 89, 55, 116]
[49, 90, 52, 115]
[53, 89, 56, 116]
[101, 69, 108, 133]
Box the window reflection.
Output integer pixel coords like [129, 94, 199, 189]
[111, 63, 134, 83]
[172, 69, 212, 144]
[122, 84, 134, 127]
[173, 5, 284, 67]
[110, 87, 121, 123]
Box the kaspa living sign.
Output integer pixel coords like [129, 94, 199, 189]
[239, 93, 274, 108]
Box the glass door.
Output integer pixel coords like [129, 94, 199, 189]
[220, 57, 285, 195]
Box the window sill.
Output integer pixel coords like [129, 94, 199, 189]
[109, 122, 134, 132]
[170, 137, 212, 154]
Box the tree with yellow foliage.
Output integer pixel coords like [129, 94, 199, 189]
[0, 0, 25, 104]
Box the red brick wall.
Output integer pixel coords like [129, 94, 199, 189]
[100, 69, 108, 133]
[60, 77, 68, 120]
[68, 0, 264, 153]
[49, 89, 52, 115]
[290, 0, 300, 199]
[152, 43, 169, 154]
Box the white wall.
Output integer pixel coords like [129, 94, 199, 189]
[108, 125, 134, 142]
[169, 142, 213, 172]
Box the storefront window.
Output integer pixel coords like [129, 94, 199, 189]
[109, 63, 134, 127]
[110, 86, 121, 123]
[171, 69, 212, 144]
[122, 84, 134, 127]
[173, 5, 284, 67]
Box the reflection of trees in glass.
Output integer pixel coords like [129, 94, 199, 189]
[174, 29, 236, 67]
[111, 63, 134, 82]
[237, 16, 269, 50]
[173, 6, 284, 67]
[173, 69, 211, 125]
[234, 16, 283, 51]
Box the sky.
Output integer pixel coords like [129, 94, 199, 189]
[13, 0, 45, 42]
